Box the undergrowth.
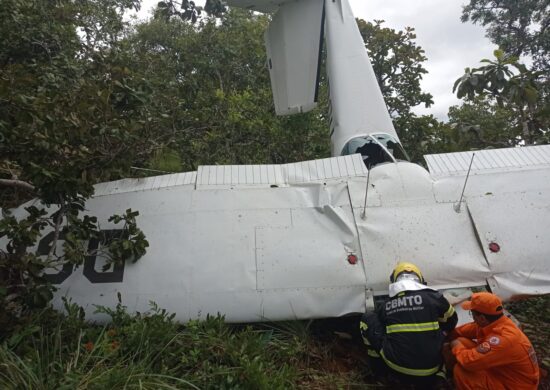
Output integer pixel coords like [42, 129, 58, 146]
[0, 300, 370, 389]
[0, 300, 304, 389]
[2, 296, 546, 389]
[507, 295, 550, 375]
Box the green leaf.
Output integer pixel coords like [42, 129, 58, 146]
[493, 49, 504, 60]
[523, 87, 538, 104]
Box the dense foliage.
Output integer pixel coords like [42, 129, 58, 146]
[0, 301, 305, 389]
[128, 9, 330, 169]
[450, 0, 550, 148]
[1, 296, 547, 389]
[461, 0, 549, 73]
[0, 299, 375, 389]
[0, 0, 153, 333]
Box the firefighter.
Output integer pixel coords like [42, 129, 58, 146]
[360, 262, 458, 388]
[446, 292, 539, 390]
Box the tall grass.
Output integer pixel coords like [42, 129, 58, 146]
[0, 301, 308, 389]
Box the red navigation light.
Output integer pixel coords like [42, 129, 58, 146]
[489, 242, 500, 253]
[347, 254, 358, 264]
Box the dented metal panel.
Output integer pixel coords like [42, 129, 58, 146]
[28, 174, 368, 322]
[352, 202, 490, 295]
[466, 191, 550, 300]
[6, 154, 550, 323]
[256, 206, 364, 290]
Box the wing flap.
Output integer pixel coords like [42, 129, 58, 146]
[424, 145, 550, 178]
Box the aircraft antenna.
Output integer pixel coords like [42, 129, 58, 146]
[361, 168, 371, 219]
[130, 166, 174, 174]
[454, 153, 476, 213]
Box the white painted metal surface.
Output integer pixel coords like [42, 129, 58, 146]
[232, 0, 400, 155]
[464, 191, 550, 300]
[324, 0, 399, 156]
[93, 154, 367, 195]
[36, 169, 368, 322]
[94, 171, 197, 197]
[7, 154, 547, 322]
[196, 154, 367, 189]
[425, 145, 550, 177]
[265, 0, 323, 115]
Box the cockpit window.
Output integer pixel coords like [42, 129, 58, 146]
[340, 134, 409, 169]
[371, 133, 410, 162]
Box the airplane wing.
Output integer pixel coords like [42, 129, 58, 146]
[17, 155, 370, 323]
[424, 145, 550, 300]
[6, 148, 550, 323]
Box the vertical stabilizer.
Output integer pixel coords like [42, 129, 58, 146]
[265, 0, 324, 115]
[230, 0, 406, 163]
[325, 0, 399, 156]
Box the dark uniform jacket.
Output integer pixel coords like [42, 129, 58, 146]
[361, 281, 457, 377]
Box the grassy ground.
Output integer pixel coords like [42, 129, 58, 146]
[507, 296, 550, 390]
[1, 296, 548, 389]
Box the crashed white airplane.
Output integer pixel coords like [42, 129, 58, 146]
[4, 0, 550, 322]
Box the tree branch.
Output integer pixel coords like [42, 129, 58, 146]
[47, 203, 65, 261]
[0, 179, 35, 192]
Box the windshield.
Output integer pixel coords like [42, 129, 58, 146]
[340, 133, 409, 169]
[370, 133, 410, 162]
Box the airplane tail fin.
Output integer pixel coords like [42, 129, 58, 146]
[264, 0, 324, 115]
[229, 0, 405, 163]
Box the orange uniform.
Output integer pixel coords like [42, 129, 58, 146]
[451, 315, 539, 390]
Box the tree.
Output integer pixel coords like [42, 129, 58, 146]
[128, 8, 330, 170]
[453, 50, 548, 145]
[358, 20, 433, 118]
[462, 0, 549, 73]
[446, 97, 518, 150]
[155, 0, 226, 22]
[450, 1, 549, 149]
[0, 0, 150, 331]
[130, 14, 438, 166]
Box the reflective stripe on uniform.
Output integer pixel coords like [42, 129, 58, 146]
[438, 305, 455, 322]
[360, 321, 371, 346]
[436, 370, 446, 379]
[367, 348, 381, 358]
[386, 321, 439, 334]
[380, 350, 440, 376]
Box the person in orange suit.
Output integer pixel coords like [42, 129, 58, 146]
[446, 292, 539, 390]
